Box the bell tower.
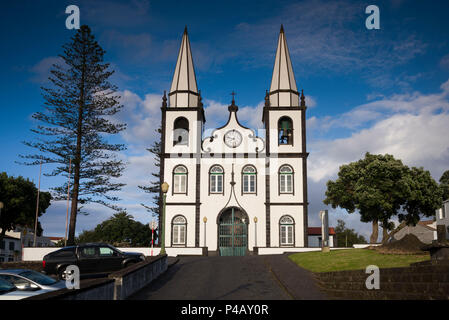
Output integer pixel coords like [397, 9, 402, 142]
[160, 27, 205, 247]
[262, 25, 309, 247]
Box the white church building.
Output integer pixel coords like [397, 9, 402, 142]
[159, 26, 309, 256]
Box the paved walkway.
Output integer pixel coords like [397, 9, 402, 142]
[129, 254, 328, 300]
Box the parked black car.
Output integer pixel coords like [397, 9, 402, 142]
[42, 243, 145, 279]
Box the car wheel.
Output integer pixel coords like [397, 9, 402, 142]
[124, 261, 135, 269]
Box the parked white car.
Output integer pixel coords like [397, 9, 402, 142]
[0, 269, 66, 291]
[0, 278, 42, 300]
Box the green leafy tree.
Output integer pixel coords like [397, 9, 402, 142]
[334, 219, 367, 247]
[400, 167, 442, 225]
[324, 153, 442, 243]
[76, 212, 153, 247]
[0, 172, 51, 242]
[439, 170, 449, 201]
[20, 25, 126, 245]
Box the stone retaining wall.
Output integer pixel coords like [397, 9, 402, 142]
[24, 255, 168, 300]
[315, 263, 449, 300]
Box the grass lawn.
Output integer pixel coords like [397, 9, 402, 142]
[288, 249, 430, 273]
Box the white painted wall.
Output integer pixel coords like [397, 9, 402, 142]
[21, 247, 204, 261]
[308, 235, 335, 248]
[353, 244, 381, 248]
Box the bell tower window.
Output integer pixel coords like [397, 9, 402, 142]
[278, 116, 293, 145]
[173, 117, 189, 146]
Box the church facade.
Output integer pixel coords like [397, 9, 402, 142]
[159, 26, 309, 256]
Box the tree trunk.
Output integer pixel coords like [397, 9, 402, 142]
[381, 224, 390, 244]
[370, 219, 379, 244]
[67, 163, 80, 245]
[67, 48, 86, 246]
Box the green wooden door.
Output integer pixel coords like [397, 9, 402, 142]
[218, 208, 247, 256]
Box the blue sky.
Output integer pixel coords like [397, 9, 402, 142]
[1, 0, 449, 240]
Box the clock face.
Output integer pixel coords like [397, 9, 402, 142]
[224, 130, 242, 148]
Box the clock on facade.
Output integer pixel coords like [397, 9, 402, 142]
[224, 129, 242, 148]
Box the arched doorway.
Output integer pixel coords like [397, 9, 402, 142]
[217, 207, 248, 256]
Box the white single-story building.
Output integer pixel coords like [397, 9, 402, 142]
[0, 235, 22, 262]
[307, 227, 335, 248]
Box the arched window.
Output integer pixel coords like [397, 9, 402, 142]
[172, 215, 187, 246]
[173, 165, 187, 194]
[173, 117, 189, 146]
[279, 215, 294, 246]
[242, 165, 257, 194]
[279, 165, 294, 194]
[278, 116, 293, 145]
[209, 165, 224, 194]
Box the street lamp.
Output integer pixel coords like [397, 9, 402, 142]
[203, 217, 207, 247]
[253, 217, 258, 248]
[160, 182, 169, 255]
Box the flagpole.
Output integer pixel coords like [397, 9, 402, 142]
[64, 158, 72, 247]
[33, 156, 43, 247]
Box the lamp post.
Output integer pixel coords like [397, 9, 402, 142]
[34, 156, 43, 247]
[203, 217, 207, 247]
[253, 217, 258, 248]
[160, 182, 169, 256]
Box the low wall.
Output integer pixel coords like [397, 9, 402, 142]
[257, 247, 352, 255]
[110, 255, 167, 300]
[353, 244, 381, 249]
[23, 247, 60, 261]
[24, 255, 168, 300]
[22, 246, 203, 261]
[315, 263, 449, 300]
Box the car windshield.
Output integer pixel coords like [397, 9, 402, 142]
[0, 278, 15, 294]
[19, 270, 57, 285]
[109, 245, 122, 254]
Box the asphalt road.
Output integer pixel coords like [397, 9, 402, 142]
[129, 255, 327, 300]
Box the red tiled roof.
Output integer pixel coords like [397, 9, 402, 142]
[308, 227, 336, 235]
[48, 237, 64, 240]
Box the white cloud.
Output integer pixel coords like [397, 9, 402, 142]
[308, 78, 449, 183]
[29, 56, 64, 83]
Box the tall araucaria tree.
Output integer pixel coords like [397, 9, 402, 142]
[20, 25, 126, 245]
[138, 127, 162, 243]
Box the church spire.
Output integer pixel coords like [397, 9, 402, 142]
[269, 25, 299, 107]
[169, 26, 199, 107]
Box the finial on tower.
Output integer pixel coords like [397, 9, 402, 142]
[228, 91, 238, 112]
[162, 90, 167, 108]
[280, 24, 284, 33]
[184, 25, 188, 34]
[265, 90, 270, 107]
[300, 89, 305, 107]
[231, 91, 236, 105]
